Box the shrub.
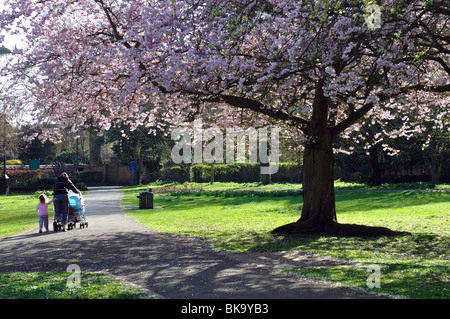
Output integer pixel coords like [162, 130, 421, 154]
[35, 189, 54, 199]
[214, 163, 260, 182]
[159, 166, 190, 182]
[3, 159, 23, 165]
[8, 170, 41, 185]
[190, 163, 261, 183]
[78, 170, 104, 184]
[271, 162, 302, 183]
[190, 164, 211, 183]
[29, 177, 56, 187]
[161, 163, 303, 183]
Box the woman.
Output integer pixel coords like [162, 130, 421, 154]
[53, 172, 80, 232]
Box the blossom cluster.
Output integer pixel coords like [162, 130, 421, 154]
[0, 0, 447, 152]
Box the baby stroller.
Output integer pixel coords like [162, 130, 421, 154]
[53, 191, 88, 231]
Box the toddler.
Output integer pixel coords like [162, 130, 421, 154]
[36, 194, 54, 233]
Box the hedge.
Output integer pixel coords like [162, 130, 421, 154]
[159, 162, 302, 183]
[158, 166, 190, 183]
[78, 170, 104, 185]
[0, 159, 23, 165]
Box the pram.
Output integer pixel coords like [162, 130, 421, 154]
[53, 191, 88, 231]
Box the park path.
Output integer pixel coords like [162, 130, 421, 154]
[0, 186, 383, 299]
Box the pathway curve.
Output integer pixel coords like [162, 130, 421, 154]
[0, 186, 384, 299]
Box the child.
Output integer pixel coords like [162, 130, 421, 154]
[36, 194, 54, 233]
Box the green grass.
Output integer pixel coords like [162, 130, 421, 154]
[0, 272, 148, 299]
[0, 193, 41, 238]
[0, 191, 88, 239]
[122, 183, 450, 299]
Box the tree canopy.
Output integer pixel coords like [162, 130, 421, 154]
[0, 0, 447, 142]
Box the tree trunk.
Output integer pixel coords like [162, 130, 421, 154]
[431, 153, 443, 187]
[369, 146, 382, 186]
[89, 133, 103, 166]
[271, 86, 408, 237]
[271, 139, 408, 236]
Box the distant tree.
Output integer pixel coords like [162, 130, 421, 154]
[0, 113, 20, 160]
[105, 123, 172, 182]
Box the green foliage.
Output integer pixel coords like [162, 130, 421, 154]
[159, 166, 190, 182]
[160, 162, 302, 183]
[78, 170, 104, 185]
[7, 170, 41, 185]
[29, 177, 56, 187]
[0, 193, 39, 237]
[34, 189, 53, 199]
[0, 160, 23, 165]
[54, 150, 79, 164]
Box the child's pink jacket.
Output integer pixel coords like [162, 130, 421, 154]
[36, 198, 54, 216]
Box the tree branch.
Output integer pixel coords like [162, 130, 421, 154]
[331, 102, 375, 138]
[205, 94, 309, 129]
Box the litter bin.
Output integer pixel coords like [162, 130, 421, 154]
[136, 188, 153, 209]
[29, 159, 40, 170]
[0, 174, 9, 195]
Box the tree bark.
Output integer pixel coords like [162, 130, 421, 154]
[431, 153, 443, 187]
[89, 133, 103, 166]
[271, 139, 408, 236]
[271, 134, 338, 234]
[369, 146, 382, 186]
[271, 86, 408, 237]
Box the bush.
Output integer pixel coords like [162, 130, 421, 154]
[78, 170, 104, 185]
[160, 163, 303, 183]
[29, 177, 56, 187]
[190, 164, 212, 183]
[271, 162, 302, 183]
[2, 159, 23, 165]
[159, 166, 190, 182]
[190, 163, 261, 183]
[8, 170, 41, 185]
[35, 189, 54, 199]
[215, 163, 260, 182]
[54, 151, 77, 164]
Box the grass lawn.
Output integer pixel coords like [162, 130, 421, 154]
[0, 191, 89, 239]
[0, 272, 147, 299]
[0, 193, 41, 238]
[122, 182, 449, 299]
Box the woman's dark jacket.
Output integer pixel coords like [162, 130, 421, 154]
[53, 176, 79, 195]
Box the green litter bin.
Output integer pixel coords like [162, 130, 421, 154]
[29, 159, 40, 170]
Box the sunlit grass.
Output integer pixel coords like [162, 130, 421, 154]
[0, 191, 87, 238]
[0, 193, 40, 238]
[0, 272, 148, 299]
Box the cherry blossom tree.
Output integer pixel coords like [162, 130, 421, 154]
[0, 0, 448, 235]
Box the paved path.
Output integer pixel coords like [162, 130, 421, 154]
[0, 186, 383, 299]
